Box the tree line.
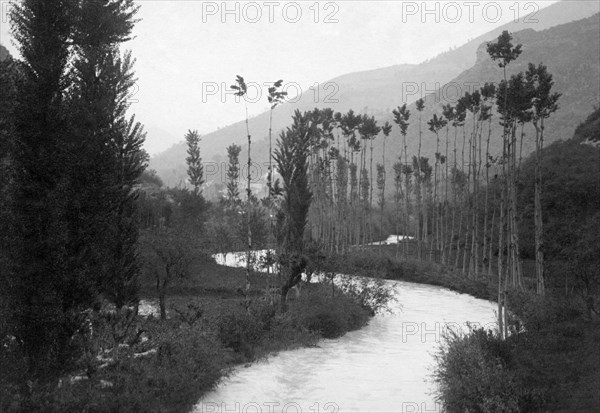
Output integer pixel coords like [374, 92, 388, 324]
[210, 31, 565, 332]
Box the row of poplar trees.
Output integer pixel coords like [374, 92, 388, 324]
[271, 32, 557, 330]
[217, 32, 557, 325]
[0, 0, 146, 376]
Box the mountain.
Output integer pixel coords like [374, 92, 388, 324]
[150, 1, 600, 190]
[384, 13, 600, 173]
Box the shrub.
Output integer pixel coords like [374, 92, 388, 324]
[434, 326, 545, 413]
[217, 311, 263, 358]
[508, 291, 585, 332]
[336, 275, 397, 315]
[4, 317, 227, 413]
[216, 300, 279, 358]
[289, 284, 371, 338]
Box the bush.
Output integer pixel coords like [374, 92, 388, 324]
[434, 326, 545, 413]
[508, 291, 585, 332]
[217, 309, 266, 358]
[336, 275, 397, 315]
[4, 317, 227, 413]
[289, 284, 371, 338]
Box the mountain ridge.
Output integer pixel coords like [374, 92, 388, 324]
[149, 1, 600, 190]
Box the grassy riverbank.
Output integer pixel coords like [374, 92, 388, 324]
[1, 259, 377, 413]
[330, 247, 600, 412]
[328, 245, 498, 301]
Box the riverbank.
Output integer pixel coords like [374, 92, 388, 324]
[327, 245, 498, 301]
[1, 259, 378, 413]
[329, 247, 600, 412]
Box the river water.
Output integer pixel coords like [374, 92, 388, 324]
[192, 252, 497, 413]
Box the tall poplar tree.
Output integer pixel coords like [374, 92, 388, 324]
[525, 63, 560, 296]
[226, 143, 242, 205]
[185, 129, 204, 194]
[273, 110, 313, 310]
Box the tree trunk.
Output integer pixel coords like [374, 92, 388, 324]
[280, 284, 289, 312]
[534, 121, 545, 295]
[245, 105, 252, 305]
[482, 119, 492, 275]
[159, 279, 168, 321]
[498, 132, 508, 339]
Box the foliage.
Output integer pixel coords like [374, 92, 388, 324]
[1, 316, 226, 413]
[140, 226, 205, 320]
[185, 129, 204, 194]
[572, 107, 600, 143]
[139, 169, 163, 188]
[225, 143, 242, 204]
[518, 135, 600, 311]
[273, 110, 314, 306]
[434, 326, 544, 413]
[274, 110, 313, 252]
[5, 0, 144, 377]
[486, 30, 522, 68]
[289, 285, 371, 339]
[217, 302, 277, 358]
[336, 276, 397, 316]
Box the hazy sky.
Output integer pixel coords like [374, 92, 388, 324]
[0, 1, 558, 154]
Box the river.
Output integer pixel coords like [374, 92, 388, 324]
[191, 252, 497, 413]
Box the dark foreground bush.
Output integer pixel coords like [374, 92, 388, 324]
[508, 290, 585, 332]
[3, 319, 228, 413]
[434, 326, 545, 413]
[434, 288, 600, 413]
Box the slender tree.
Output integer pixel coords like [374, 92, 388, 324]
[487, 30, 522, 339]
[185, 130, 204, 194]
[379, 121, 392, 247]
[427, 113, 448, 260]
[376, 163, 386, 253]
[359, 115, 380, 243]
[392, 104, 410, 258]
[525, 63, 561, 296]
[480, 83, 496, 276]
[441, 104, 456, 264]
[267, 80, 287, 197]
[415, 98, 425, 259]
[226, 143, 242, 205]
[392, 161, 403, 257]
[231, 75, 253, 302]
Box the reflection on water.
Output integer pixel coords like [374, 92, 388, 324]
[193, 253, 496, 413]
